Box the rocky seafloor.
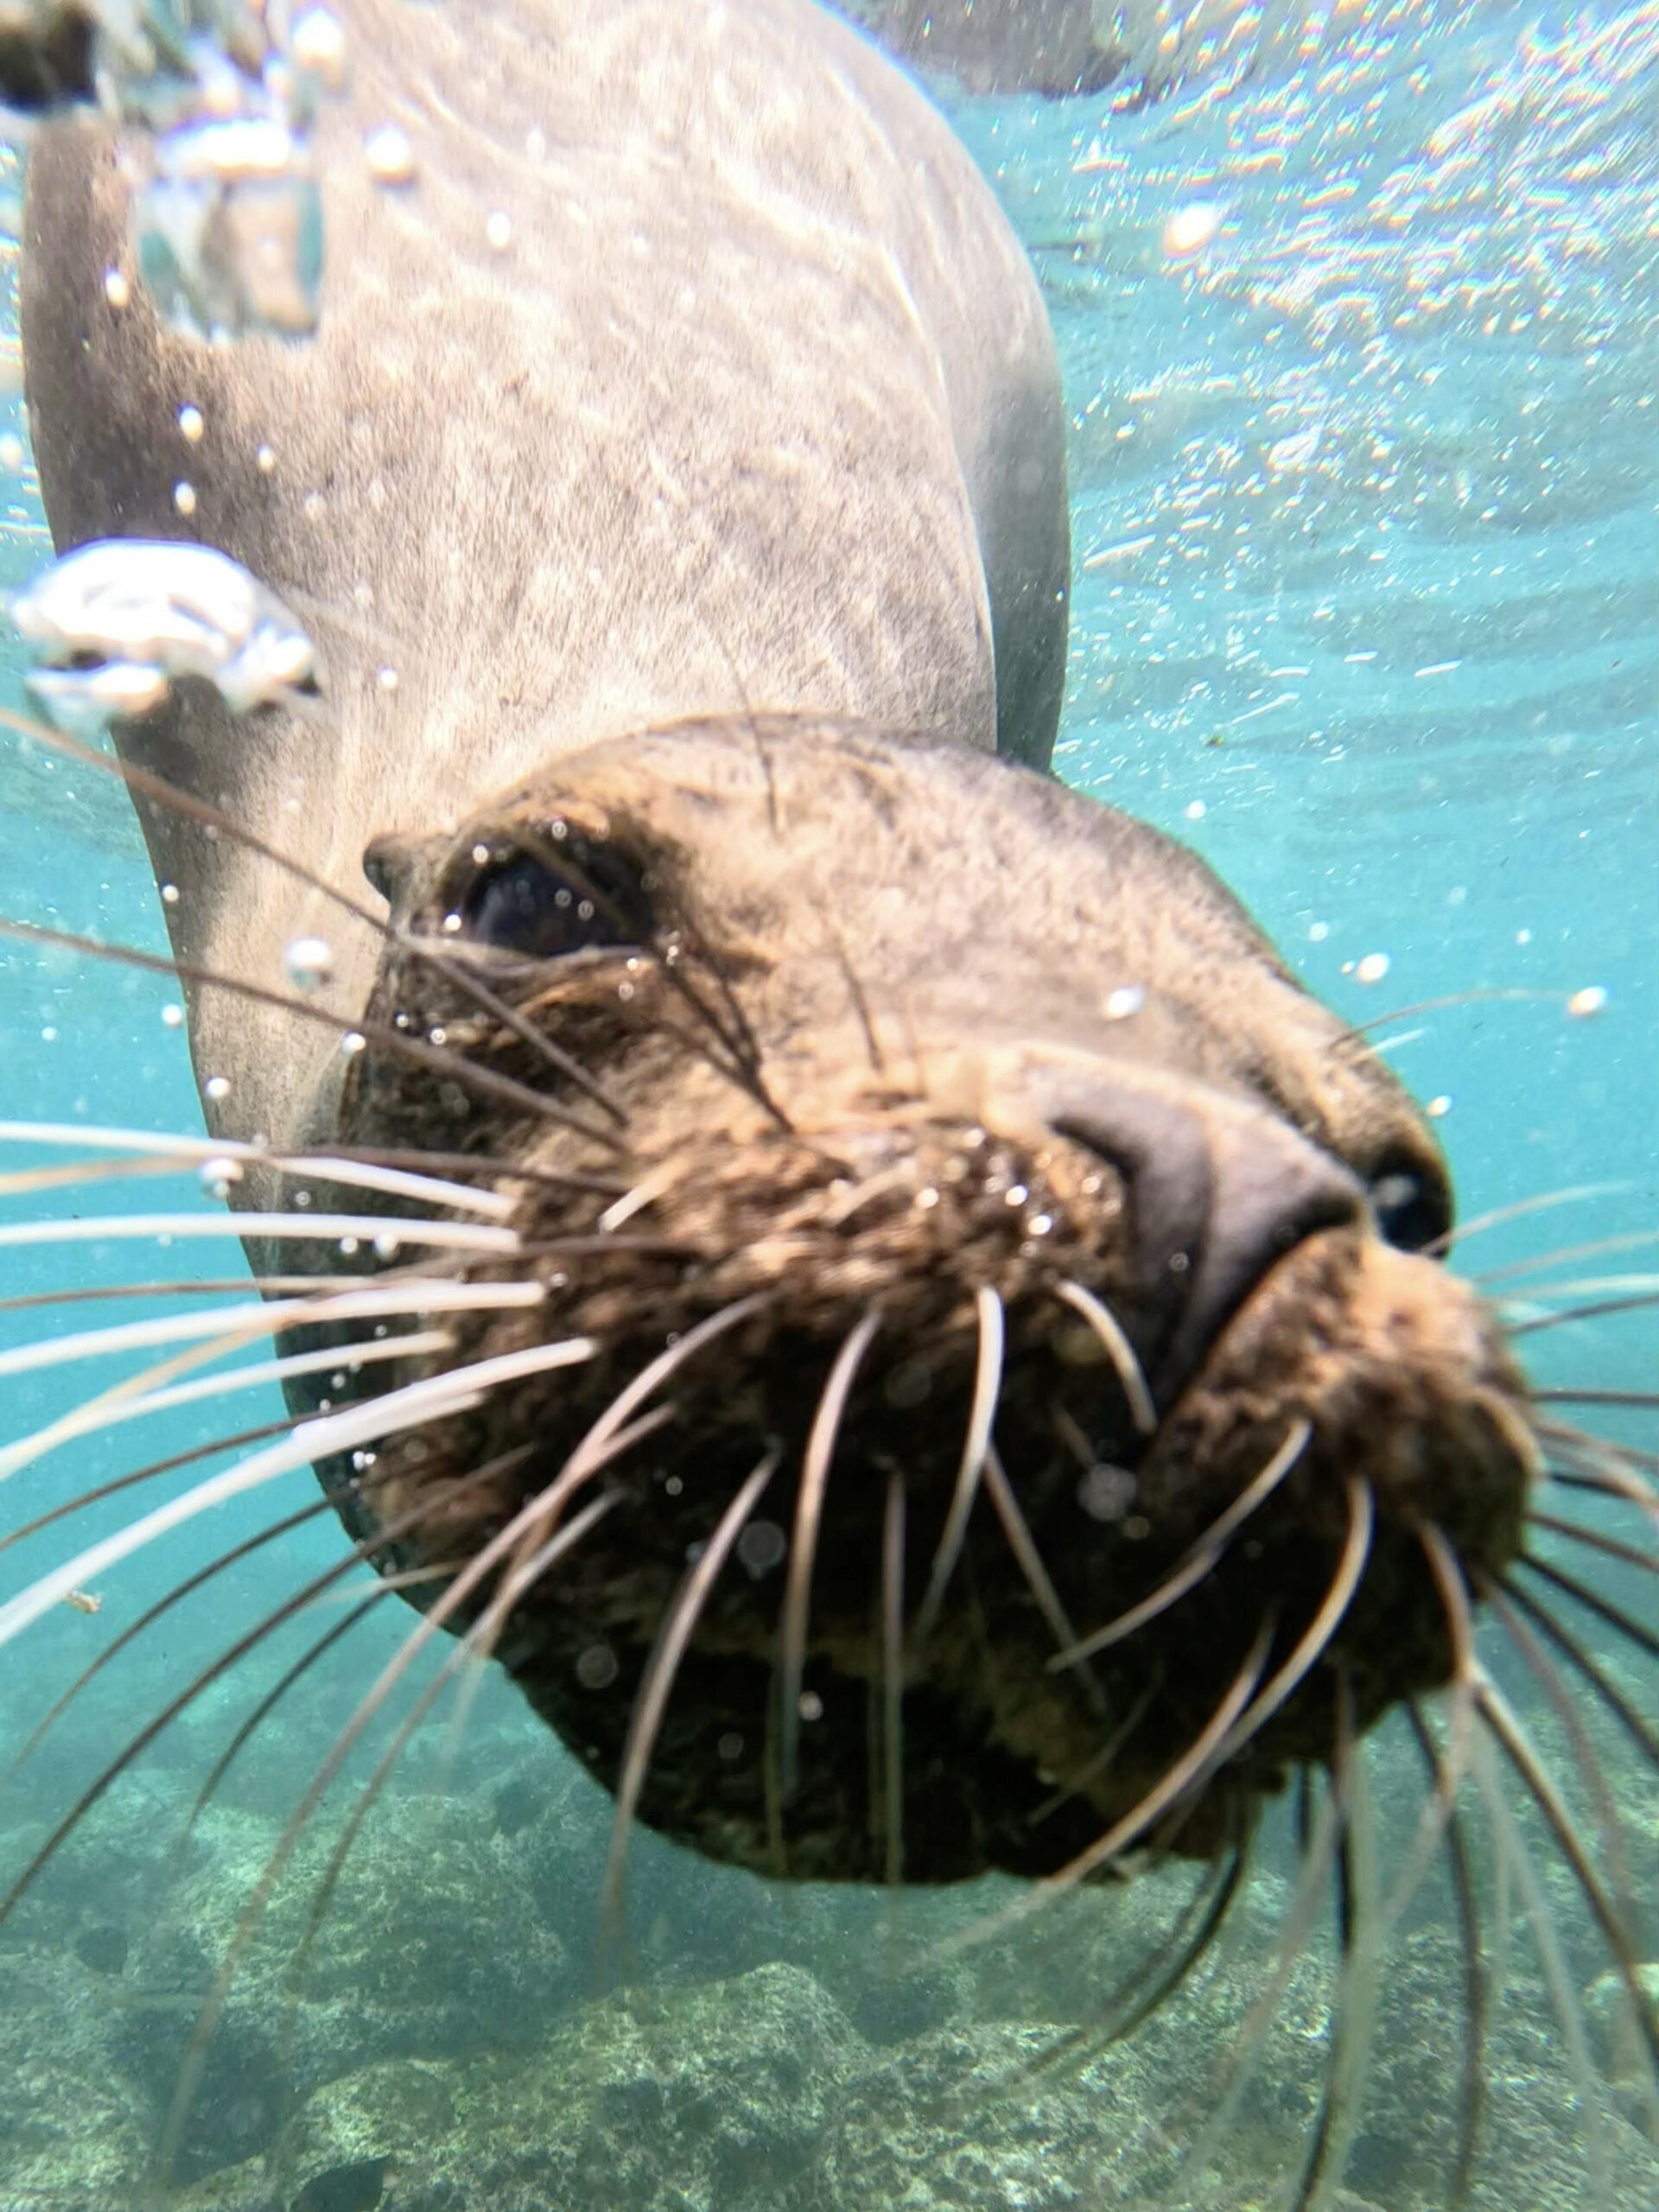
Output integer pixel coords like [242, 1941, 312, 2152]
[2, 1634, 1656, 2212]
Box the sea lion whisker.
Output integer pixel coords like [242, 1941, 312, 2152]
[1474, 1226, 1659, 1287]
[936, 1620, 1274, 1964]
[1506, 1270, 1659, 1302]
[270, 1491, 628, 2092]
[1052, 1279, 1157, 1436]
[1527, 1509, 1659, 1577]
[0, 1326, 457, 1493]
[1362, 1524, 1480, 1950]
[161, 1484, 623, 2182]
[0, 1280, 543, 1388]
[0, 708, 632, 1127]
[1495, 1577, 1659, 1774]
[0, 1336, 596, 1649]
[0, 1207, 521, 1260]
[1542, 1427, 1659, 1480]
[1106, 1833, 1252, 2046]
[0, 1413, 302, 1558]
[1515, 1551, 1659, 1663]
[0, 1278, 387, 1315]
[1421, 1180, 1635, 1261]
[9, 1492, 334, 1777]
[601, 1447, 780, 1968]
[425, 1405, 683, 1802]
[1052, 1417, 1313, 1669]
[1474, 1669, 1659, 2088]
[1287, 1681, 1375, 2212]
[0, 1243, 511, 1452]
[1027, 1687, 1155, 1826]
[1469, 1726, 1616, 2207]
[880, 1465, 906, 1886]
[981, 1444, 1106, 1713]
[1509, 1287, 1659, 1337]
[187, 1591, 397, 1835]
[596, 1159, 683, 1235]
[0, 1452, 524, 1925]
[1479, 1586, 1646, 2025]
[398, 937, 631, 1124]
[975, 1845, 1243, 2111]
[778, 1307, 882, 1801]
[1404, 1704, 1487, 2208]
[914, 1287, 1004, 1643]
[0, 915, 626, 1153]
[1217, 1476, 1375, 1765]
[1179, 1761, 1347, 2200]
[1327, 988, 1600, 1056]
[0, 1120, 524, 1218]
[1529, 1384, 1659, 1409]
[507, 819, 786, 1132]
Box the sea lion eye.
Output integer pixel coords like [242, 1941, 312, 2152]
[461, 844, 640, 960]
[1368, 1151, 1453, 1255]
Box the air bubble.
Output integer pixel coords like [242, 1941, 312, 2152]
[199, 1156, 243, 1198]
[161, 1003, 185, 1029]
[1567, 985, 1608, 1019]
[575, 1644, 620, 1690]
[179, 405, 205, 443]
[1078, 1464, 1137, 1522]
[173, 482, 197, 518]
[1105, 984, 1145, 1021]
[737, 1521, 787, 1578]
[1162, 201, 1224, 259]
[1355, 951, 1391, 985]
[284, 936, 335, 990]
[206, 1075, 232, 1102]
[365, 124, 416, 186]
[340, 1031, 367, 1057]
[798, 1691, 823, 1723]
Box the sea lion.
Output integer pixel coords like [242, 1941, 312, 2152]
[4, 0, 1588, 1961]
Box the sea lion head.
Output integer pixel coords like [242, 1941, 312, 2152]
[288, 711, 1533, 1885]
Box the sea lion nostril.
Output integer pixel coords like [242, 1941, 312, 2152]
[1164, 1122, 1365, 1399]
[1050, 1090, 1213, 1382]
[1048, 1079, 1365, 1407]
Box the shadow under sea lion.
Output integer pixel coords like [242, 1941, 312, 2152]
[10, 0, 1658, 2202]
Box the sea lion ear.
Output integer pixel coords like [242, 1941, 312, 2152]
[362, 831, 425, 906]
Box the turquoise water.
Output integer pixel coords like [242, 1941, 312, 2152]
[0, 3, 1655, 2208]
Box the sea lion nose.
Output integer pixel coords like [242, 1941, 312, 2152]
[1039, 1066, 1366, 1414]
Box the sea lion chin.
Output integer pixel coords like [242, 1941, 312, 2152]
[261, 711, 1535, 1885]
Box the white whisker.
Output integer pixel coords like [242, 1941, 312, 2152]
[779, 1306, 881, 1795]
[0, 1281, 544, 1382]
[1218, 1478, 1374, 1763]
[0, 1335, 595, 1650]
[0, 1211, 521, 1255]
[1054, 1279, 1157, 1436]
[0, 1120, 520, 1219]
[0, 1331, 454, 1486]
[915, 1285, 1003, 1643]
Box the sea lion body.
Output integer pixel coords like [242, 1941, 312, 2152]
[21, 0, 1535, 1891]
[22, 0, 1067, 1160]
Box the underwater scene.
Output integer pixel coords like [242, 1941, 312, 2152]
[0, 3, 1655, 2209]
